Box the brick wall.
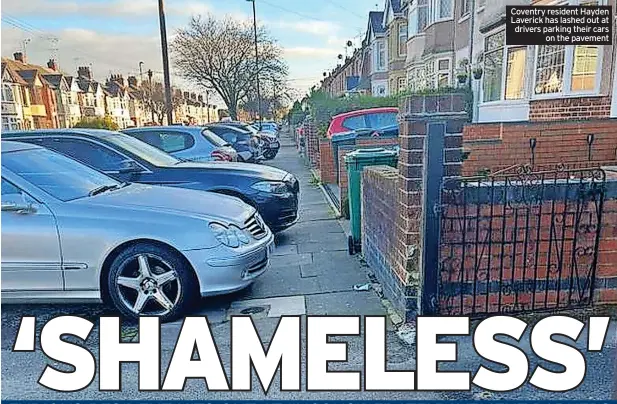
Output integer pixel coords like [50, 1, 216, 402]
[303, 117, 320, 168]
[529, 96, 611, 122]
[319, 139, 336, 184]
[362, 166, 408, 314]
[463, 119, 617, 176]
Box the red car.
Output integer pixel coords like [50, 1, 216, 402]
[326, 107, 399, 138]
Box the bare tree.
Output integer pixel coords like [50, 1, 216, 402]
[172, 14, 288, 120]
[141, 82, 181, 125]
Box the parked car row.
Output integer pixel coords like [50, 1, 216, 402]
[1, 127, 299, 322]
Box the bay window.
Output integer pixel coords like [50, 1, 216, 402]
[461, 0, 470, 17]
[505, 47, 527, 100]
[408, 65, 426, 91]
[571, 46, 598, 91]
[433, 0, 453, 21]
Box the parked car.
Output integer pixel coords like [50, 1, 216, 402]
[326, 107, 399, 138]
[3, 129, 300, 232]
[203, 124, 264, 163]
[121, 126, 238, 163]
[1, 141, 274, 321]
[254, 121, 279, 136]
[220, 121, 280, 160]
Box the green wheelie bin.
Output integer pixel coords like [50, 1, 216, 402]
[344, 147, 399, 255]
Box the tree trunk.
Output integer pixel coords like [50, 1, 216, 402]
[228, 104, 238, 121]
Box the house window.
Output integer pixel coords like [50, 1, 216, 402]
[505, 47, 527, 100]
[435, 0, 453, 20]
[409, 0, 429, 36]
[436, 59, 451, 88]
[571, 45, 598, 91]
[461, 0, 471, 16]
[483, 30, 505, 102]
[2, 84, 15, 102]
[408, 65, 425, 91]
[425, 61, 435, 89]
[398, 77, 407, 92]
[377, 41, 386, 71]
[534, 45, 566, 95]
[398, 24, 408, 56]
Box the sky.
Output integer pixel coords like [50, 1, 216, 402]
[1, 0, 384, 106]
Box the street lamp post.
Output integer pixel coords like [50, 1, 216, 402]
[157, 0, 174, 125]
[147, 69, 155, 123]
[206, 90, 211, 123]
[247, 0, 262, 129]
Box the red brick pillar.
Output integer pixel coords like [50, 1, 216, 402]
[397, 93, 467, 318]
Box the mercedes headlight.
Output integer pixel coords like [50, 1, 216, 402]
[209, 223, 250, 248]
[251, 181, 288, 194]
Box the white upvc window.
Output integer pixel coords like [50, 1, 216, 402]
[407, 65, 426, 91]
[376, 41, 386, 71]
[398, 77, 407, 92]
[398, 23, 408, 56]
[482, 30, 528, 103]
[431, 0, 453, 22]
[533, 44, 602, 97]
[408, 0, 429, 36]
[460, 0, 471, 17]
[436, 58, 451, 88]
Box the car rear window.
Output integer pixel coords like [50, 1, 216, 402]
[366, 112, 397, 129]
[342, 115, 367, 130]
[201, 129, 228, 147]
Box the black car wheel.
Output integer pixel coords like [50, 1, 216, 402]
[107, 242, 197, 322]
[264, 149, 278, 160]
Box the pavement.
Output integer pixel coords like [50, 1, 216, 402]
[1, 128, 616, 400]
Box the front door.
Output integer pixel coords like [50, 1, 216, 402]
[1, 178, 63, 292]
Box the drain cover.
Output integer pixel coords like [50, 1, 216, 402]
[240, 306, 266, 315]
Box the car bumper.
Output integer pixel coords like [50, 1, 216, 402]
[183, 231, 275, 296]
[254, 191, 299, 232]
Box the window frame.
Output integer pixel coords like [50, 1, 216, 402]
[408, 0, 429, 37]
[532, 44, 603, 99]
[398, 23, 408, 56]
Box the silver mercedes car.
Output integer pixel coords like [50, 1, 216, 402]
[1, 141, 274, 321]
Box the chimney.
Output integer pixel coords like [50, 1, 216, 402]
[183, 91, 190, 99]
[47, 59, 58, 71]
[197, 95, 203, 102]
[190, 92, 197, 100]
[127, 76, 138, 87]
[78, 66, 92, 80]
[13, 52, 25, 63]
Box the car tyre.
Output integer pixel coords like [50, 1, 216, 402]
[106, 242, 197, 322]
[264, 150, 277, 160]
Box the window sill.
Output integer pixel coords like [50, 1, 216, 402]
[477, 6, 485, 13]
[458, 14, 470, 24]
[480, 99, 529, 106]
[425, 17, 454, 30]
[531, 91, 603, 101]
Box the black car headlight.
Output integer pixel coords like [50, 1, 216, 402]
[251, 181, 289, 194]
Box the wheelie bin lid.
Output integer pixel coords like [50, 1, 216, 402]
[344, 147, 399, 169]
[331, 130, 358, 143]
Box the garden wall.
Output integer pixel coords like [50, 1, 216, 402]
[463, 119, 617, 176]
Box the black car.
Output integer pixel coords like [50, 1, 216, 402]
[208, 122, 280, 160]
[2, 129, 299, 232]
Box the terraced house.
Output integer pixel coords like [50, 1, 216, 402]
[1, 62, 28, 130]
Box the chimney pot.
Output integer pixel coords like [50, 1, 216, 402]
[78, 66, 92, 80]
[13, 52, 25, 63]
[47, 59, 58, 71]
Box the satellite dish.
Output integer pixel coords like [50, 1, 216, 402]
[346, 40, 353, 47]
[338, 54, 343, 60]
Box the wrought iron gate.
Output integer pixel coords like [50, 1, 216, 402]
[438, 165, 606, 316]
